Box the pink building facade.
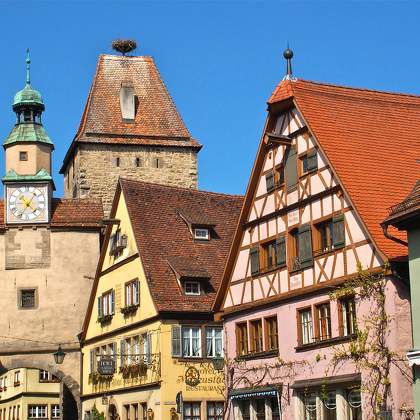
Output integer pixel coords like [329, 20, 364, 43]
[214, 71, 417, 419]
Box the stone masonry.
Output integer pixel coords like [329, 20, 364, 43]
[63, 143, 198, 214]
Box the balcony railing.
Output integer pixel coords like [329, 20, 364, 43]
[290, 256, 302, 272]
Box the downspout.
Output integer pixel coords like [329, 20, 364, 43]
[381, 223, 408, 247]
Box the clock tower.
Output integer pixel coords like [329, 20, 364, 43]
[3, 50, 53, 224]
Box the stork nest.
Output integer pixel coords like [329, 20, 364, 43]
[112, 39, 137, 55]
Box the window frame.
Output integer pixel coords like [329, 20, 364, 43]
[19, 151, 28, 161]
[235, 322, 249, 356]
[339, 296, 357, 337]
[249, 318, 263, 353]
[19, 288, 37, 310]
[28, 405, 47, 419]
[205, 326, 223, 358]
[207, 401, 224, 420]
[183, 402, 201, 420]
[264, 316, 279, 351]
[314, 302, 332, 341]
[125, 279, 140, 307]
[185, 280, 201, 296]
[297, 306, 314, 346]
[194, 227, 210, 241]
[181, 326, 202, 358]
[300, 148, 318, 176]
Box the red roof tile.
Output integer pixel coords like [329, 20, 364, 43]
[0, 198, 103, 229]
[269, 79, 420, 259]
[120, 178, 242, 313]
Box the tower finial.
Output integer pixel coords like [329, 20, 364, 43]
[283, 45, 294, 79]
[26, 48, 31, 85]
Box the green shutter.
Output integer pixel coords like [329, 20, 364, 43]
[285, 147, 298, 191]
[250, 247, 260, 276]
[120, 340, 125, 367]
[333, 214, 345, 249]
[171, 325, 182, 357]
[298, 224, 313, 268]
[307, 149, 318, 172]
[265, 170, 275, 193]
[276, 236, 286, 267]
[97, 296, 103, 318]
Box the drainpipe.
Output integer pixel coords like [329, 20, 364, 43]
[381, 223, 408, 247]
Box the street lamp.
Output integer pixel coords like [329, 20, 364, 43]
[53, 345, 66, 364]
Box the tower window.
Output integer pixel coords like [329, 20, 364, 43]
[112, 157, 120, 167]
[19, 289, 36, 309]
[23, 110, 31, 122]
[152, 158, 163, 169]
[19, 151, 28, 161]
[135, 157, 142, 167]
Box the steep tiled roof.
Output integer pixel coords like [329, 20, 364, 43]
[120, 178, 242, 313]
[0, 198, 103, 229]
[269, 79, 420, 259]
[60, 54, 201, 172]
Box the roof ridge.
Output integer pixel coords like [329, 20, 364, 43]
[296, 78, 420, 101]
[120, 178, 243, 199]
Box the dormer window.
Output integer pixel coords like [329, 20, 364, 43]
[194, 228, 209, 241]
[120, 82, 135, 120]
[185, 281, 200, 295]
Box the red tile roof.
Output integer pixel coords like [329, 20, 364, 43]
[61, 54, 201, 172]
[120, 178, 242, 313]
[0, 198, 103, 229]
[269, 79, 420, 259]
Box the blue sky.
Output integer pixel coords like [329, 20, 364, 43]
[0, 0, 419, 197]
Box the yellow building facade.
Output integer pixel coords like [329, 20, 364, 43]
[0, 368, 60, 420]
[81, 179, 242, 420]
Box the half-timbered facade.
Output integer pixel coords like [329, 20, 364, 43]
[214, 66, 419, 419]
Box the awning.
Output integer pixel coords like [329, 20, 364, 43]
[229, 385, 281, 400]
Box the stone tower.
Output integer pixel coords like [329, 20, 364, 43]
[60, 53, 201, 215]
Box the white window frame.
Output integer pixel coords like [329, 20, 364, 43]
[182, 327, 202, 357]
[51, 405, 60, 419]
[194, 228, 209, 240]
[125, 280, 139, 306]
[14, 371, 20, 384]
[205, 327, 223, 358]
[185, 281, 200, 296]
[28, 405, 47, 419]
[300, 309, 314, 345]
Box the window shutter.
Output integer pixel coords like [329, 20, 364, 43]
[110, 290, 115, 314]
[171, 325, 182, 357]
[111, 342, 116, 360]
[250, 247, 260, 276]
[285, 146, 298, 191]
[276, 236, 286, 267]
[120, 340, 125, 367]
[307, 149, 318, 172]
[97, 296, 103, 318]
[298, 224, 313, 268]
[265, 170, 275, 193]
[89, 349, 95, 373]
[333, 214, 345, 249]
[134, 280, 140, 305]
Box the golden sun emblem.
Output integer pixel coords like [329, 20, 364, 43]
[185, 366, 200, 387]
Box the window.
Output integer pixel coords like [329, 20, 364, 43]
[152, 157, 163, 168]
[185, 281, 200, 295]
[265, 316, 279, 351]
[112, 157, 120, 167]
[256, 399, 265, 420]
[19, 151, 28, 161]
[304, 392, 317, 420]
[141, 403, 147, 420]
[315, 215, 345, 254]
[20, 289, 36, 309]
[206, 327, 223, 358]
[125, 280, 140, 306]
[270, 397, 280, 420]
[322, 391, 337, 420]
[250, 319, 263, 353]
[51, 405, 60, 419]
[135, 157, 141, 167]
[262, 236, 286, 272]
[301, 149, 318, 174]
[236, 322, 248, 356]
[98, 289, 115, 319]
[340, 297, 357, 336]
[315, 303, 331, 341]
[182, 327, 201, 357]
[183, 402, 201, 420]
[298, 308, 314, 345]
[347, 389, 362, 420]
[275, 165, 285, 187]
[266, 170, 275, 193]
[39, 370, 59, 383]
[14, 371, 20, 386]
[250, 246, 260, 276]
[120, 334, 149, 366]
[207, 402, 223, 420]
[28, 405, 47, 419]
[124, 405, 130, 420]
[194, 228, 209, 240]
[239, 401, 250, 420]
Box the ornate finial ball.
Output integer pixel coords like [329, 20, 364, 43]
[283, 48, 293, 60]
[112, 39, 137, 55]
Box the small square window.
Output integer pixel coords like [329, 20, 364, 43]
[135, 157, 142, 167]
[185, 281, 200, 295]
[19, 151, 28, 161]
[20, 289, 36, 309]
[194, 228, 209, 240]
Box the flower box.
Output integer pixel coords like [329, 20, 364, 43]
[120, 304, 139, 315]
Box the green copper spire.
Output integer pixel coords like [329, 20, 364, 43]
[26, 48, 30, 85]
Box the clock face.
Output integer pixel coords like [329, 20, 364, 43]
[7, 185, 48, 223]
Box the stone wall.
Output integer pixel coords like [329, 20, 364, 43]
[63, 144, 198, 215]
